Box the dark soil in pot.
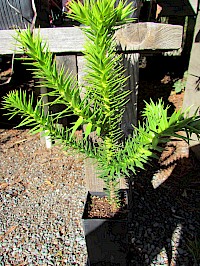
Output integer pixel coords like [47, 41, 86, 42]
[84, 190, 128, 219]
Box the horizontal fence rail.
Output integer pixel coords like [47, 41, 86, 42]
[0, 23, 183, 54]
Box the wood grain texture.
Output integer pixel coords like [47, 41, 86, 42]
[0, 23, 183, 55]
[188, 0, 198, 14]
[183, 11, 200, 115]
[54, 54, 78, 126]
[0, 27, 85, 54]
[114, 22, 183, 51]
[183, 74, 200, 115]
[186, 15, 200, 78]
[122, 53, 139, 133]
[77, 55, 87, 100]
[84, 158, 128, 192]
[182, 11, 200, 156]
[55, 54, 78, 78]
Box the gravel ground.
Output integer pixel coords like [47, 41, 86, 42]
[0, 129, 88, 265]
[0, 128, 200, 265]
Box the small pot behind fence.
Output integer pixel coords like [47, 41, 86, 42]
[0, 0, 34, 30]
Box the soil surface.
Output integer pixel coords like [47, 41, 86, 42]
[84, 191, 128, 219]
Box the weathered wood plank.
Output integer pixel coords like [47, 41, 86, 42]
[121, 53, 139, 133]
[114, 22, 183, 51]
[182, 11, 200, 159]
[84, 158, 128, 191]
[183, 74, 200, 114]
[40, 54, 78, 147]
[0, 27, 85, 54]
[55, 54, 78, 77]
[77, 55, 87, 99]
[182, 11, 200, 115]
[0, 23, 183, 55]
[189, 0, 199, 14]
[184, 24, 200, 78]
[53, 54, 78, 126]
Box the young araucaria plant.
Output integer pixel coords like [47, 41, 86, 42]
[2, 0, 200, 212]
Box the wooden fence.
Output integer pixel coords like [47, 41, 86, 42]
[0, 23, 183, 133]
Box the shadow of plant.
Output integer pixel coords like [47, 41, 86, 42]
[127, 145, 200, 265]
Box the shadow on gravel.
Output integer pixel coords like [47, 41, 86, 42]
[127, 148, 200, 265]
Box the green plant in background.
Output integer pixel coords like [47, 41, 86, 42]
[2, 0, 200, 211]
[173, 71, 188, 94]
[186, 236, 200, 265]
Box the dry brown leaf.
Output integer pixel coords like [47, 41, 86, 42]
[0, 225, 18, 241]
[0, 182, 9, 189]
[44, 180, 55, 188]
[156, 4, 163, 19]
[12, 177, 23, 186]
[152, 165, 176, 189]
[161, 74, 171, 84]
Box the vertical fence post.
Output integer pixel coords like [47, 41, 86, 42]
[182, 10, 200, 160]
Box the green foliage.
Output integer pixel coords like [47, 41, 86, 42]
[173, 71, 188, 94]
[68, 0, 134, 28]
[1, 0, 200, 209]
[98, 99, 200, 180]
[186, 236, 200, 265]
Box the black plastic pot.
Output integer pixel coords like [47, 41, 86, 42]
[0, 0, 34, 30]
[82, 190, 129, 266]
